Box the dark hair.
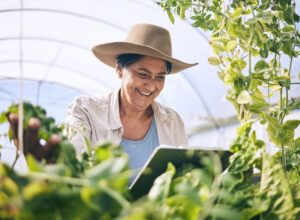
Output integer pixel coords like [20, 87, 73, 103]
[116, 54, 172, 74]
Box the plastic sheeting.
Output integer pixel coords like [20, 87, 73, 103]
[0, 0, 300, 147]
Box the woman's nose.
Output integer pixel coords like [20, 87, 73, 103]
[144, 77, 156, 92]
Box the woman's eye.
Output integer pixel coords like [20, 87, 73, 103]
[138, 73, 148, 78]
[156, 76, 165, 81]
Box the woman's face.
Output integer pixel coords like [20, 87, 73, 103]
[118, 55, 167, 112]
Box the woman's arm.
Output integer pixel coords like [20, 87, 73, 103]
[64, 97, 93, 155]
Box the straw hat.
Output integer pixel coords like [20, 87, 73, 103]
[92, 23, 198, 74]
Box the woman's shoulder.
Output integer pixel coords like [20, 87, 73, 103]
[152, 101, 183, 121]
[68, 91, 114, 109]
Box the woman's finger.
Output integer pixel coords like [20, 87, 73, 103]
[6, 113, 19, 146]
[44, 134, 61, 162]
[24, 118, 41, 155]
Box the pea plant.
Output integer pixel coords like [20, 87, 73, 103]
[157, 0, 300, 218]
[158, 0, 300, 172]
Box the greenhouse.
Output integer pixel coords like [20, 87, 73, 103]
[0, 0, 299, 219]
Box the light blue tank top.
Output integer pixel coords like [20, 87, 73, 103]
[120, 117, 159, 182]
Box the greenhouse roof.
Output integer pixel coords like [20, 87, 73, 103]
[0, 0, 300, 143]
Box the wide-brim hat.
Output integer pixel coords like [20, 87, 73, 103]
[92, 23, 198, 74]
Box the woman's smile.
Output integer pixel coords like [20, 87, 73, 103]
[136, 88, 153, 97]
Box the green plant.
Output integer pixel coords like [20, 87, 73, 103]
[1, 97, 299, 219]
[0, 103, 228, 219]
[0, 103, 132, 219]
[157, 0, 300, 219]
[158, 0, 300, 172]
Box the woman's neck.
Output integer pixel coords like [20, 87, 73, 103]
[119, 90, 153, 121]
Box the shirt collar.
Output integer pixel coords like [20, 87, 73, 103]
[151, 101, 172, 124]
[109, 88, 123, 130]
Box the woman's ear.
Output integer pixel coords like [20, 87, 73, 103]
[116, 65, 122, 79]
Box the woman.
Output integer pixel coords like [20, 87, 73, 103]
[65, 23, 198, 170]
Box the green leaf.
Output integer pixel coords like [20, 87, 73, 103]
[260, 152, 295, 219]
[84, 157, 128, 181]
[237, 120, 254, 136]
[226, 40, 237, 51]
[3, 177, 18, 196]
[268, 39, 280, 53]
[166, 195, 201, 220]
[246, 17, 258, 25]
[237, 90, 251, 104]
[231, 59, 247, 70]
[210, 206, 241, 220]
[26, 154, 44, 172]
[283, 6, 295, 25]
[81, 186, 99, 210]
[257, 11, 274, 24]
[83, 136, 93, 156]
[208, 57, 221, 66]
[167, 9, 175, 24]
[0, 111, 7, 124]
[251, 48, 259, 57]
[254, 60, 269, 72]
[292, 137, 300, 153]
[259, 43, 269, 58]
[281, 120, 300, 146]
[281, 39, 297, 57]
[180, 7, 185, 20]
[231, 8, 242, 19]
[241, 206, 267, 220]
[23, 182, 50, 200]
[261, 113, 282, 146]
[282, 26, 295, 32]
[212, 43, 226, 54]
[148, 162, 175, 202]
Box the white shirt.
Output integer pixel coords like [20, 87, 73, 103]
[65, 88, 187, 155]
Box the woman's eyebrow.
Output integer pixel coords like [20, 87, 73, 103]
[138, 68, 167, 75]
[138, 67, 151, 73]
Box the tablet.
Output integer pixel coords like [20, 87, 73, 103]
[129, 145, 231, 200]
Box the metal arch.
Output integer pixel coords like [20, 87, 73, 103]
[0, 8, 127, 33]
[0, 87, 15, 98]
[129, 0, 158, 9]
[0, 78, 83, 107]
[0, 59, 115, 91]
[0, 37, 102, 104]
[0, 37, 90, 51]
[0, 77, 86, 94]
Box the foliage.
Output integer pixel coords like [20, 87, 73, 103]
[0, 0, 300, 218]
[0, 99, 299, 219]
[0, 102, 61, 141]
[157, 0, 300, 219]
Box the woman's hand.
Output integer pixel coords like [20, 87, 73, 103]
[6, 113, 60, 162]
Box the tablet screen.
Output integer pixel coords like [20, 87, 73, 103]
[129, 145, 231, 200]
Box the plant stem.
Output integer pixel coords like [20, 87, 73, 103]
[279, 88, 287, 172]
[26, 172, 90, 186]
[279, 88, 283, 123]
[11, 150, 19, 169]
[247, 5, 255, 86]
[281, 141, 287, 173]
[286, 56, 293, 108]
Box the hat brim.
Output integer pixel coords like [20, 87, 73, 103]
[92, 42, 198, 74]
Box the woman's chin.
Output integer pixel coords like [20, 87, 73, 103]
[133, 101, 152, 112]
